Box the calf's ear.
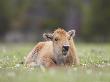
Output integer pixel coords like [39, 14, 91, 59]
[68, 30, 75, 38]
[43, 33, 53, 41]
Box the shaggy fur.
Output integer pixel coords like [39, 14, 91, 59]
[25, 28, 79, 68]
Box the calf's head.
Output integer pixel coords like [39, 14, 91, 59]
[43, 28, 75, 56]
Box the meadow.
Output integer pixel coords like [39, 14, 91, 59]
[0, 43, 110, 82]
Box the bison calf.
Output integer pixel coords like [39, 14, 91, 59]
[25, 28, 79, 68]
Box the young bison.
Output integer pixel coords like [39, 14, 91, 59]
[25, 28, 79, 68]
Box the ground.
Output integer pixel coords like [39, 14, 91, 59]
[0, 43, 110, 82]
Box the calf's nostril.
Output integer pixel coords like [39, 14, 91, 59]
[63, 45, 69, 51]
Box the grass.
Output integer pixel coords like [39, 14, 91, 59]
[0, 43, 110, 82]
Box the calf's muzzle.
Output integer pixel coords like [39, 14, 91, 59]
[62, 45, 70, 56]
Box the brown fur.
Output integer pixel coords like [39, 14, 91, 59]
[25, 28, 79, 68]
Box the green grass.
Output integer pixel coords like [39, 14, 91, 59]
[0, 43, 110, 82]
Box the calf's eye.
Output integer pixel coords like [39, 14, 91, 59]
[68, 37, 71, 40]
[55, 38, 58, 41]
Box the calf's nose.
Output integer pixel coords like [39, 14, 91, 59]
[63, 45, 69, 51]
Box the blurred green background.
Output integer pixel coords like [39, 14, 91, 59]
[0, 0, 110, 42]
[0, 1, 110, 82]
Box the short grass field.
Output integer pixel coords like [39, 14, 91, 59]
[0, 43, 110, 82]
